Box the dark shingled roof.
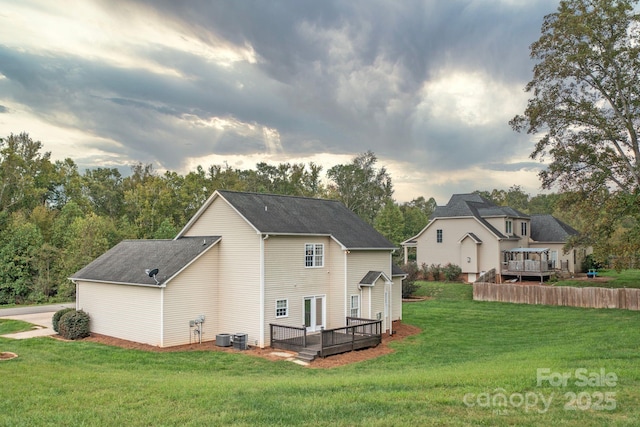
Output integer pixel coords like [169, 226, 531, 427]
[70, 236, 220, 286]
[392, 264, 407, 276]
[530, 215, 579, 242]
[217, 190, 395, 249]
[430, 193, 528, 239]
[359, 271, 393, 286]
[432, 194, 529, 220]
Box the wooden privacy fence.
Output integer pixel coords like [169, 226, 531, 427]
[473, 282, 640, 311]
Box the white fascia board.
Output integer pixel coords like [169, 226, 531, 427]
[69, 278, 165, 288]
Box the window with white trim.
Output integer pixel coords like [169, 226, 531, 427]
[305, 243, 324, 267]
[505, 220, 513, 235]
[350, 295, 360, 317]
[436, 229, 443, 243]
[521, 222, 527, 236]
[275, 299, 288, 318]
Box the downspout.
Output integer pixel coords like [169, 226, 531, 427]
[74, 280, 79, 310]
[368, 287, 372, 319]
[160, 287, 164, 347]
[388, 282, 392, 336]
[259, 234, 268, 348]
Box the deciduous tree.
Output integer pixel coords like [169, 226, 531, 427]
[511, 0, 640, 194]
[327, 151, 393, 224]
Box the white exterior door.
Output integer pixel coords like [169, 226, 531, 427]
[304, 295, 325, 332]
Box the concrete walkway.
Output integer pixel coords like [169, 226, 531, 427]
[0, 303, 75, 339]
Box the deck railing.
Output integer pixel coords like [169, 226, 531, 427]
[320, 318, 382, 357]
[269, 318, 382, 357]
[504, 260, 553, 273]
[270, 323, 306, 351]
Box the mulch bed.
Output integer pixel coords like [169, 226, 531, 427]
[0, 352, 18, 360]
[74, 320, 421, 368]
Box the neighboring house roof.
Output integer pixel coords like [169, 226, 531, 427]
[70, 236, 221, 287]
[530, 214, 579, 242]
[431, 193, 528, 220]
[459, 232, 483, 244]
[405, 193, 527, 243]
[180, 190, 395, 250]
[359, 271, 393, 286]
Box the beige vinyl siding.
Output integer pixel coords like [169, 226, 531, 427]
[327, 240, 346, 329]
[416, 218, 504, 281]
[183, 197, 261, 347]
[361, 287, 371, 319]
[263, 236, 334, 338]
[345, 250, 392, 326]
[392, 276, 402, 321]
[77, 281, 161, 346]
[162, 245, 219, 347]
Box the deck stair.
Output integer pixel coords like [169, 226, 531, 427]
[296, 348, 319, 362]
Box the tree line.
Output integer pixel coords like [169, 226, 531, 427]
[0, 133, 439, 304]
[1, 131, 636, 305]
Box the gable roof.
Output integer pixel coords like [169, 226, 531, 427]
[458, 232, 483, 244]
[409, 193, 527, 241]
[530, 214, 579, 242]
[180, 190, 395, 250]
[70, 236, 221, 287]
[431, 193, 528, 221]
[359, 271, 393, 286]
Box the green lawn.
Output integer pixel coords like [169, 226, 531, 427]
[0, 319, 36, 335]
[1, 282, 639, 426]
[555, 269, 640, 288]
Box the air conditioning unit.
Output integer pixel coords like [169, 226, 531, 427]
[215, 333, 232, 347]
[233, 333, 248, 350]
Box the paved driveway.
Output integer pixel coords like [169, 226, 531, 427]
[0, 303, 75, 339]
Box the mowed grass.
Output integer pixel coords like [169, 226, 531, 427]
[0, 319, 38, 335]
[555, 269, 640, 288]
[1, 283, 640, 426]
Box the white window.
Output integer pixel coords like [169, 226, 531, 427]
[505, 220, 513, 235]
[521, 222, 527, 236]
[350, 295, 360, 317]
[275, 299, 288, 318]
[305, 243, 324, 267]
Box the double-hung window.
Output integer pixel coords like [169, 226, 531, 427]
[305, 243, 324, 267]
[275, 299, 288, 318]
[521, 222, 527, 236]
[436, 229, 443, 243]
[505, 220, 513, 235]
[350, 295, 360, 317]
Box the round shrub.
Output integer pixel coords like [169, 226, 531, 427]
[52, 308, 75, 333]
[58, 310, 90, 340]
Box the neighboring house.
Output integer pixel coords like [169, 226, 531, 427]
[402, 193, 589, 283]
[70, 190, 403, 348]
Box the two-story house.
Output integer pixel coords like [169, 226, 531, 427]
[71, 190, 404, 348]
[402, 193, 588, 283]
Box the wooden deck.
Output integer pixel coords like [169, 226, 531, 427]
[270, 318, 382, 358]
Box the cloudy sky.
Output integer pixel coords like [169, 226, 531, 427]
[0, 0, 560, 203]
